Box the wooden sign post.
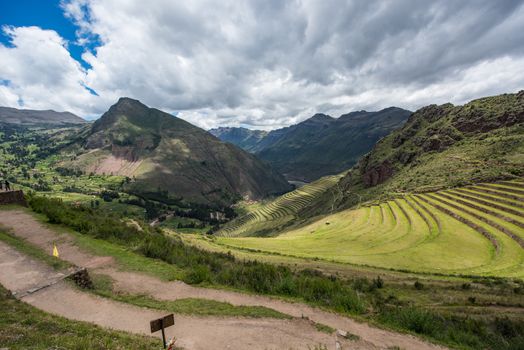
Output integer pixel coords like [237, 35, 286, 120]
[150, 314, 175, 349]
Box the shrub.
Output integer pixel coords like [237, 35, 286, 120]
[414, 281, 424, 290]
[371, 276, 384, 289]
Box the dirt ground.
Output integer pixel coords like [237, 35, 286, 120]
[0, 209, 448, 350]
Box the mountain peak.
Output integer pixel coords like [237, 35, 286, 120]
[308, 113, 333, 122]
[112, 97, 148, 111]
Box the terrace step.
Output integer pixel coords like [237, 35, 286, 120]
[426, 193, 524, 248]
[416, 195, 499, 251]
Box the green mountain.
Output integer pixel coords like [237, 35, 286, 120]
[66, 98, 291, 204]
[211, 108, 411, 182]
[209, 127, 267, 152]
[0, 106, 86, 126]
[308, 91, 524, 215]
[220, 91, 524, 236]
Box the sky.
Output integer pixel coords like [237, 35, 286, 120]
[0, 0, 524, 130]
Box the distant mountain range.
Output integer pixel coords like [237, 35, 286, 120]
[209, 127, 268, 152]
[0, 106, 86, 126]
[62, 98, 291, 204]
[210, 107, 411, 182]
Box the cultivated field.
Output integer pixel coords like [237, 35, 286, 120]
[218, 174, 344, 237]
[217, 179, 524, 278]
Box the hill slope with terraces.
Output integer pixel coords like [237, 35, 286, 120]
[218, 179, 524, 278]
[218, 174, 344, 237]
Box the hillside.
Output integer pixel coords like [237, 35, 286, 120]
[211, 108, 411, 182]
[209, 127, 267, 152]
[217, 178, 524, 278]
[218, 173, 344, 237]
[298, 91, 524, 217]
[64, 98, 291, 204]
[0, 106, 86, 126]
[220, 91, 524, 237]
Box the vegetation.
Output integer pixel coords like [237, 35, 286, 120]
[26, 195, 524, 350]
[0, 285, 161, 349]
[28, 195, 366, 315]
[217, 179, 524, 278]
[219, 174, 343, 237]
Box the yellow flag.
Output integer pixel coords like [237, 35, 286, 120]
[52, 244, 59, 258]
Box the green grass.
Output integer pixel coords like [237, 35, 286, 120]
[216, 179, 524, 279]
[0, 285, 162, 350]
[72, 231, 186, 281]
[314, 322, 335, 334]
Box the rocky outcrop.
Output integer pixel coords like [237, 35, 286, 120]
[362, 161, 393, 187]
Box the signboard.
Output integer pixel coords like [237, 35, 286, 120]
[150, 314, 175, 348]
[150, 314, 175, 333]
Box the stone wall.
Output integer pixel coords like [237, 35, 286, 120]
[0, 190, 27, 206]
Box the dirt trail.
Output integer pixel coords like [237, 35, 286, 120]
[0, 240, 343, 349]
[0, 209, 447, 350]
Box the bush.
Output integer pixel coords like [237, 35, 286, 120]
[414, 281, 424, 290]
[371, 276, 384, 289]
[184, 265, 211, 284]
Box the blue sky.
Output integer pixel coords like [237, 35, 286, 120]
[0, 1, 523, 129]
[0, 0, 93, 69]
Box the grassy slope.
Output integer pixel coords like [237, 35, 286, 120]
[329, 92, 524, 213]
[217, 179, 524, 278]
[218, 173, 344, 237]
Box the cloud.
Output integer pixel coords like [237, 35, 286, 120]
[1, 1, 524, 129]
[0, 25, 102, 116]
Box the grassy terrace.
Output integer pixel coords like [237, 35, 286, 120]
[218, 174, 343, 237]
[216, 179, 524, 278]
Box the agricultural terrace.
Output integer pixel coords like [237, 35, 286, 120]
[217, 179, 524, 278]
[218, 174, 344, 237]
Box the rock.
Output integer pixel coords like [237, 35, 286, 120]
[68, 268, 94, 289]
[362, 161, 393, 187]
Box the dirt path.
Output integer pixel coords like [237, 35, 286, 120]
[0, 240, 354, 350]
[0, 209, 447, 350]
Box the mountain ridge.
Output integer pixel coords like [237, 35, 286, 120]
[0, 106, 86, 126]
[64, 97, 292, 204]
[211, 107, 411, 181]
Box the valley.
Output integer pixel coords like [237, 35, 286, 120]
[2, 3, 524, 349]
[0, 91, 523, 350]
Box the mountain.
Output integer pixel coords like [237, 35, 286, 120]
[221, 91, 524, 236]
[209, 127, 267, 152]
[65, 98, 291, 204]
[0, 106, 86, 126]
[211, 108, 411, 182]
[257, 108, 410, 181]
[306, 91, 524, 215]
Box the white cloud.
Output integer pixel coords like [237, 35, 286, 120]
[1, 1, 524, 129]
[0, 25, 102, 116]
